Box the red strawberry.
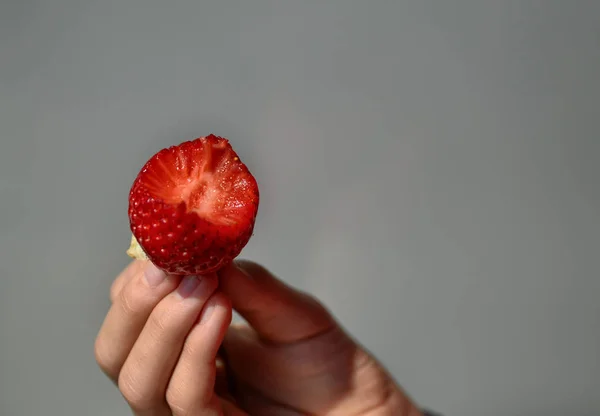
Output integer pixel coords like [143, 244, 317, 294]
[127, 135, 259, 275]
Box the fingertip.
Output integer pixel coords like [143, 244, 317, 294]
[232, 259, 267, 275]
[218, 260, 248, 282]
[219, 258, 270, 279]
[226, 260, 278, 286]
[213, 291, 233, 324]
[198, 291, 233, 328]
[223, 260, 294, 295]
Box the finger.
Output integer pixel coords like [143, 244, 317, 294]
[95, 262, 180, 382]
[110, 259, 145, 303]
[218, 261, 335, 344]
[166, 292, 232, 414]
[118, 274, 219, 415]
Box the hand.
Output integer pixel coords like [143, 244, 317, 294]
[95, 259, 424, 415]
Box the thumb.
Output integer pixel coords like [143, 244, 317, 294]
[217, 260, 336, 344]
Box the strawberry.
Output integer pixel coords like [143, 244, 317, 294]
[126, 135, 259, 275]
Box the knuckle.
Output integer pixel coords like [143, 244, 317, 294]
[118, 370, 157, 412]
[118, 285, 145, 316]
[165, 387, 190, 415]
[147, 304, 173, 336]
[181, 338, 199, 359]
[93, 336, 113, 374]
[109, 280, 121, 303]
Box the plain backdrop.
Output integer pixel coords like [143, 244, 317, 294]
[1, 1, 599, 415]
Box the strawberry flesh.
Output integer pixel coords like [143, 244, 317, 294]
[128, 135, 259, 275]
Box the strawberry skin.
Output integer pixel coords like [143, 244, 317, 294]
[128, 135, 259, 275]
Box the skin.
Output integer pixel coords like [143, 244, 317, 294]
[95, 259, 424, 415]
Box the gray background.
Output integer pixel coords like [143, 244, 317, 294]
[1, 1, 598, 415]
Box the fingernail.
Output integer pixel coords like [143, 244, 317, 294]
[199, 299, 216, 324]
[232, 261, 251, 278]
[177, 275, 202, 298]
[144, 262, 167, 287]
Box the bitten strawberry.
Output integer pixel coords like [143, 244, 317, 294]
[126, 135, 259, 275]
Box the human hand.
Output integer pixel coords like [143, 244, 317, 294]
[95, 259, 424, 415]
